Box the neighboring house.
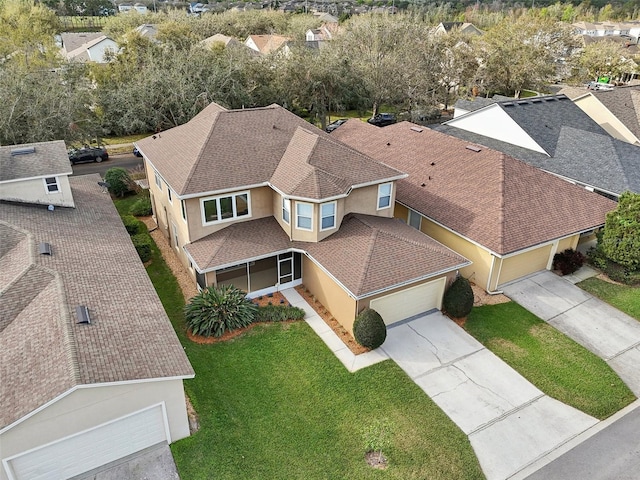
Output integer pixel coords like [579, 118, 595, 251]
[312, 12, 338, 23]
[118, 2, 147, 13]
[305, 22, 341, 49]
[200, 33, 240, 49]
[333, 120, 617, 292]
[558, 85, 640, 146]
[0, 174, 194, 480]
[434, 22, 483, 36]
[244, 34, 291, 55]
[133, 23, 159, 41]
[135, 102, 470, 331]
[134, 2, 148, 13]
[60, 32, 118, 63]
[573, 21, 640, 41]
[0, 141, 74, 208]
[436, 94, 640, 198]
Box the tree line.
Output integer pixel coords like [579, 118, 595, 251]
[0, 1, 638, 145]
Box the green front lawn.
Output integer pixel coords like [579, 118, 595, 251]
[465, 302, 635, 419]
[114, 193, 484, 479]
[578, 278, 640, 321]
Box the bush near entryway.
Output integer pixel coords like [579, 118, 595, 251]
[553, 248, 585, 275]
[443, 276, 474, 318]
[353, 308, 387, 349]
[185, 285, 258, 337]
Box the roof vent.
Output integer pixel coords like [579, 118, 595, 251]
[516, 100, 529, 105]
[410, 126, 423, 133]
[76, 305, 91, 324]
[39, 242, 52, 255]
[10, 146, 35, 156]
[503, 102, 514, 107]
[531, 99, 542, 103]
[465, 145, 482, 152]
[557, 96, 569, 101]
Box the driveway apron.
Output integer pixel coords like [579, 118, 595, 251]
[502, 271, 640, 396]
[381, 312, 597, 480]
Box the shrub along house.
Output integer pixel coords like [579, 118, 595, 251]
[333, 120, 617, 293]
[135, 103, 470, 331]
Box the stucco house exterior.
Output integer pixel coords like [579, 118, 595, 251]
[0, 141, 74, 208]
[0, 173, 194, 480]
[135, 102, 470, 331]
[333, 120, 617, 293]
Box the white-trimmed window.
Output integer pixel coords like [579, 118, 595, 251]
[181, 200, 187, 222]
[167, 184, 173, 204]
[377, 182, 392, 210]
[320, 202, 336, 230]
[201, 191, 250, 225]
[408, 209, 421, 230]
[154, 171, 162, 190]
[296, 202, 313, 231]
[44, 176, 60, 193]
[282, 198, 290, 224]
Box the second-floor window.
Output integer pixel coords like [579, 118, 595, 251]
[296, 202, 312, 231]
[167, 184, 172, 204]
[377, 183, 392, 210]
[320, 202, 336, 230]
[154, 171, 162, 190]
[181, 200, 187, 222]
[201, 192, 250, 225]
[282, 198, 290, 224]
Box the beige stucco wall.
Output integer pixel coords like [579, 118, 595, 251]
[419, 218, 493, 288]
[302, 256, 357, 334]
[557, 235, 579, 253]
[0, 379, 190, 480]
[575, 95, 640, 145]
[344, 183, 395, 218]
[496, 244, 553, 287]
[357, 270, 456, 312]
[0, 176, 75, 208]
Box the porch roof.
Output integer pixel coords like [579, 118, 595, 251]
[184, 215, 469, 298]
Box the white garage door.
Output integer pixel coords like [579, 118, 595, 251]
[5, 404, 169, 480]
[369, 277, 446, 325]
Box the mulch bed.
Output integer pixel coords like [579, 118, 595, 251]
[295, 285, 369, 355]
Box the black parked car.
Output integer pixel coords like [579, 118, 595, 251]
[325, 118, 348, 133]
[367, 113, 397, 127]
[68, 146, 109, 165]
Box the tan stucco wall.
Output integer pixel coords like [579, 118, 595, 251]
[302, 256, 357, 334]
[0, 176, 75, 208]
[496, 244, 553, 287]
[394, 203, 409, 222]
[557, 235, 579, 253]
[419, 218, 493, 288]
[0, 379, 190, 480]
[357, 270, 456, 312]
[344, 184, 395, 218]
[575, 96, 640, 145]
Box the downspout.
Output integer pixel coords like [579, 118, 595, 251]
[486, 254, 504, 295]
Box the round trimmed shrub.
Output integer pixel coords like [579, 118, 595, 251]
[104, 167, 132, 197]
[122, 214, 146, 235]
[185, 284, 258, 337]
[353, 308, 387, 349]
[442, 276, 474, 318]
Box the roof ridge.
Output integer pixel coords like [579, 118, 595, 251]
[52, 270, 82, 385]
[496, 153, 508, 253]
[182, 108, 224, 193]
[354, 216, 379, 295]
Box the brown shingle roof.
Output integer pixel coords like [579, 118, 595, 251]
[0, 175, 194, 430]
[246, 34, 290, 54]
[137, 103, 404, 199]
[184, 214, 468, 297]
[333, 120, 617, 255]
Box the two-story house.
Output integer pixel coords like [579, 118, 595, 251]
[136, 103, 470, 332]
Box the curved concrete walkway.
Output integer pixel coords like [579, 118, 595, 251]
[502, 270, 640, 396]
[380, 313, 597, 480]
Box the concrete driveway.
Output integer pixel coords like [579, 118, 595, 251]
[380, 312, 597, 480]
[502, 270, 640, 396]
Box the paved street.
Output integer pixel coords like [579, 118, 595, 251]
[71, 153, 143, 178]
[521, 401, 640, 480]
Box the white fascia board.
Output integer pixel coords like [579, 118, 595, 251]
[0, 172, 73, 184]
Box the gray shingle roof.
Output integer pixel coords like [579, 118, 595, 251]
[0, 141, 71, 182]
[434, 122, 640, 196]
[0, 175, 194, 430]
[591, 86, 640, 141]
[61, 32, 104, 53]
[453, 95, 514, 113]
[334, 121, 617, 255]
[137, 102, 404, 199]
[184, 214, 468, 297]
